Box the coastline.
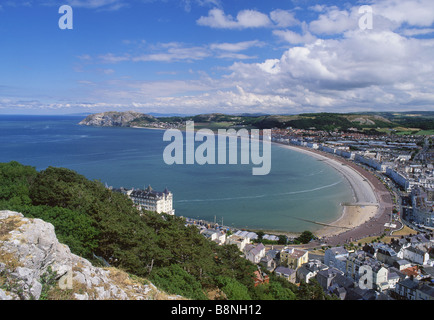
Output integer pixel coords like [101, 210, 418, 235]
[127, 124, 391, 241]
[273, 142, 383, 238]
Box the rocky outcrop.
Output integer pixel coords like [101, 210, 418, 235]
[0, 210, 183, 300]
[78, 111, 153, 127]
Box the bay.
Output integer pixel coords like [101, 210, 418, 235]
[0, 115, 354, 233]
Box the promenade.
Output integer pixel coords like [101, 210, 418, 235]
[275, 143, 394, 246]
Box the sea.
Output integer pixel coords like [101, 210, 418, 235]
[0, 115, 354, 234]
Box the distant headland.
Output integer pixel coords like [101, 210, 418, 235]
[79, 110, 434, 135]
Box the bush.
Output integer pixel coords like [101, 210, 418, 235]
[151, 264, 207, 300]
[216, 276, 251, 300]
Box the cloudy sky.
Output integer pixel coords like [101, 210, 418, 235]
[0, 0, 433, 115]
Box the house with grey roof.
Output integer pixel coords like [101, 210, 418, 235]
[393, 259, 412, 271]
[201, 228, 226, 245]
[421, 266, 434, 279]
[417, 283, 434, 300]
[401, 245, 430, 265]
[394, 278, 420, 300]
[316, 267, 351, 295]
[259, 249, 280, 272]
[245, 243, 265, 264]
[274, 266, 296, 283]
[376, 244, 399, 266]
[234, 230, 258, 241]
[324, 247, 349, 273]
[263, 234, 279, 241]
[344, 287, 378, 300]
[296, 260, 328, 284]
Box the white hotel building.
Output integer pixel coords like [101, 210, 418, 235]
[118, 185, 175, 215]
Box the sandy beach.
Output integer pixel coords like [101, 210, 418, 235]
[128, 126, 391, 241]
[274, 143, 390, 239]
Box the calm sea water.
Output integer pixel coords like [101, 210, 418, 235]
[0, 115, 353, 233]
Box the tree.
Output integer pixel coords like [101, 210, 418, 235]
[297, 279, 329, 300]
[0, 161, 37, 208]
[216, 276, 251, 300]
[151, 264, 207, 300]
[296, 230, 315, 244]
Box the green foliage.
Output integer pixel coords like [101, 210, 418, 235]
[0, 161, 37, 207]
[251, 281, 297, 300]
[17, 205, 99, 258]
[297, 279, 333, 300]
[294, 230, 316, 244]
[150, 264, 207, 300]
[216, 276, 251, 300]
[39, 266, 58, 300]
[0, 161, 312, 300]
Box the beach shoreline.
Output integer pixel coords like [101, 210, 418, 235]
[272, 142, 390, 239]
[128, 125, 392, 242]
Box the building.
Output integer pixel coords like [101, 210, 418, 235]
[316, 267, 352, 297]
[201, 228, 226, 245]
[253, 271, 269, 287]
[296, 260, 329, 284]
[401, 246, 430, 266]
[274, 266, 296, 283]
[233, 230, 258, 241]
[394, 278, 434, 300]
[226, 234, 250, 251]
[417, 283, 434, 300]
[259, 249, 279, 272]
[358, 264, 389, 292]
[244, 243, 266, 264]
[325, 247, 349, 274]
[126, 185, 175, 215]
[280, 247, 308, 269]
[410, 186, 434, 228]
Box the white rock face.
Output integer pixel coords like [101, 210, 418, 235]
[0, 210, 182, 300]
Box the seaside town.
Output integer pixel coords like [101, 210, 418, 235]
[113, 126, 434, 300]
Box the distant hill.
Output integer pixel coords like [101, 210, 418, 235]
[79, 111, 157, 127]
[79, 111, 434, 135]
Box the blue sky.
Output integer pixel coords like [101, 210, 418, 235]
[0, 0, 434, 115]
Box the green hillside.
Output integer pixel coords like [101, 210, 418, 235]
[80, 111, 434, 135]
[0, 161, 334, 300]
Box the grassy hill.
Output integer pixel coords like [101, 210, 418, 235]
[80, 111, 434, 135]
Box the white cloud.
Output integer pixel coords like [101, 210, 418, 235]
[215, 53, 257, 60]
[96, 40, 267, 64]
[273, 29, 316, 44]
[135, 86, 298, 114]
[197, 8, 272, 29]
[309, 6, 358, 35]
[269, 9, 299, 28]
[221, 27, 434, 112]
[83, 23, 434, 113]
[236, 10, 272, 28]
[307, 0, 434, 36]
[210, 40, 264, 52]
[401, 28, 434, 36]
[373, 0, 434, 27]
[66, 0, 128, 10]
[8, 0, 434, 115]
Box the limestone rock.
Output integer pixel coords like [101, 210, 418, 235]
[0, 210, 183, 300]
